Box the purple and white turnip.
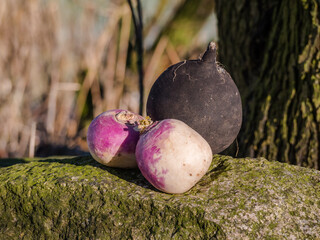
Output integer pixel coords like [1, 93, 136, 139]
[135, 119, 212, 194]
[87, 109, 143, 168]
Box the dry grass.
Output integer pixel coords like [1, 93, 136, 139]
[0, 0, 139, 157]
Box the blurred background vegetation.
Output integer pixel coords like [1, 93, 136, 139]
[0, 0, 216, 158]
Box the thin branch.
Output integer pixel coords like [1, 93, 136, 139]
[137, 0, 143, 30]
[127, 0, 144, 115]
[127, 0, 138, 33]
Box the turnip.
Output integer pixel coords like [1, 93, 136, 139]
[87, 109, 143, 168]
[136, 119, 212, 194]
[146, 42, 242, 154]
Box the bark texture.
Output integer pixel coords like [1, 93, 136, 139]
[215, 0, 320, 168]
[1, 156, 320, 239]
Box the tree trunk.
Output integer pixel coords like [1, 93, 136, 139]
[215, 0, 320, 169]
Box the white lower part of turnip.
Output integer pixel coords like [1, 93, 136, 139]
[136, 119, 212, 194]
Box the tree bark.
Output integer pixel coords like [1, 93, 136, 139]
[215, 0, 320, 169]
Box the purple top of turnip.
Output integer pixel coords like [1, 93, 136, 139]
[87, 109, 143, 168]
[136, 120, 173, 189]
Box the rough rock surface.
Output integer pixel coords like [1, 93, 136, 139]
[0, 155, 319, 239]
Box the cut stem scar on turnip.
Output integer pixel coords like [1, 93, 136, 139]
[87, 109, 143, 168]
[135, 119, 213, 194]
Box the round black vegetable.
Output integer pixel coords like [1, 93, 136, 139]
[146, 42, 242, 154]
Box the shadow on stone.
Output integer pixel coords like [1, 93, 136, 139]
[38, 156, 162, 193]
[0, 158, 28, 167]
[35, 143, 88, 157]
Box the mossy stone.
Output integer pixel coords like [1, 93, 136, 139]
[1, 155, 320, 239]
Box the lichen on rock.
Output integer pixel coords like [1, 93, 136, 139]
[0, 155, 320, 239]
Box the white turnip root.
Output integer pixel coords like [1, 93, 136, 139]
[136, 119, 212, 194]
[87, 109, 143, 168]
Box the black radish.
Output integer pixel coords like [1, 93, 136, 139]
[146, 42, 242, 154]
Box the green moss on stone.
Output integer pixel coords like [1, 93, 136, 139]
[0, 155, 320, 239]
